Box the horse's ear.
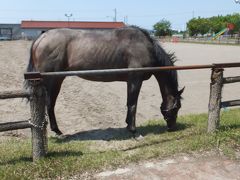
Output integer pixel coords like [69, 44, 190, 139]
[178, 87, 185, 96]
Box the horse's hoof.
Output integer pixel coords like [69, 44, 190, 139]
[134, 133, 144, 141]
[126, 126, 136, 134]
[54, 129, 63, 136]
[167, 127, 177, 132]
[56, 134, 67, 140]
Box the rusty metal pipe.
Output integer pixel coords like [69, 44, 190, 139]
[24, 62, 240, 80]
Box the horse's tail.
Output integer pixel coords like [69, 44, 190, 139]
[24, 40, 50, 106]
[24, 41, 36, 90]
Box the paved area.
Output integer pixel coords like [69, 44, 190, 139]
[95, 153, 240, 180]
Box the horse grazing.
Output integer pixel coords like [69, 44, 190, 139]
[25, 26, 184, 136]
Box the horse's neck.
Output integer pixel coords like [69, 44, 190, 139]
[155, 74, 177, 102]
[160, 84, 175, 104]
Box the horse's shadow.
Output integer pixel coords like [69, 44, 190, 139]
[54, 122, 189, 143]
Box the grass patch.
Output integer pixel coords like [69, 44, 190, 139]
[0, 109, 239, 179]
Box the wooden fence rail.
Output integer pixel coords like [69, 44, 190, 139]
[223, 76, 240, 84]
[0, 120, 31, 132]
[0, 90, 31, 132]
[221, 100, 240, 108]
[0, 90, 30, 99]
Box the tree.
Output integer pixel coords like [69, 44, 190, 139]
[187, 18, 200, 36]
[187, 17, 210, 36]
[187, 13, 240, 37]
[153, 19, 172, 36]
[198, 18, 211, 35]
[209, 15, 226, 34]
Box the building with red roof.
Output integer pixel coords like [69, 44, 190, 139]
[0, 20, 125, 40]
[21, 21, 125, 29]
[20, 20, 125, 39]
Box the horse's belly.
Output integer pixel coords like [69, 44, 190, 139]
[78, 74, 128, 82]
[78, 73, 152, 82]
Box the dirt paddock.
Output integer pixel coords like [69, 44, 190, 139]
[0, 40, 240, 179]
[0, 40, 240, 137]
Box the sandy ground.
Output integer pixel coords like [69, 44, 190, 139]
[0, 40, 240, 179]
[0, 40, 240, 137]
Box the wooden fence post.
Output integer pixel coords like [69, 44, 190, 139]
[208, 68, 223, 133]
[29, 80, 48, 161]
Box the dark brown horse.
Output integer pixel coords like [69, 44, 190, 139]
[25, 26, 184, 135]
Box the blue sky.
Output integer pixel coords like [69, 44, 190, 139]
[0, 0, 239, 30]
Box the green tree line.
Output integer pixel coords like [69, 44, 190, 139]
[187, 13, 240, 36]
[153, 13, 240, 37]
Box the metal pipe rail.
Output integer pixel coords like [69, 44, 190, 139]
[24, 62, 240, 80]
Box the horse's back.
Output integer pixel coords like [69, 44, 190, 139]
[32, 28, 119, 71]
[31, 27, 155, 81]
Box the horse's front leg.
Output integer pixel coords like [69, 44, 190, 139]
[126, 77, 143, 134]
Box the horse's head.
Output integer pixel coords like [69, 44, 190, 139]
[160, 87, 184, 131]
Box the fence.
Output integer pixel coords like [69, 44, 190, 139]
[0, 82, 48, 161]
[1, 62, 240, 161]
[24, 62, 240, 134]
[208, 69, 240, 132]
[159, 36, 240, 45]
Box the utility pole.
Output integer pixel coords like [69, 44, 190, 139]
[124, 16, 128, 24]
[234, 0, 240, 43]
[65, 13, 72, 27]
[114, 8, 117, 22]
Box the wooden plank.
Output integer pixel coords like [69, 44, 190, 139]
[223, 76, 240, 84]
[0, 90, 30, 99]
[29, 81, 47, 161]
[221, 100, 240, 108]
[0, 120, 31, 132]
[208, 68, 224, 133]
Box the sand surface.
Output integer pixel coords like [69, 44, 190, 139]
[0, 40, 239, 137]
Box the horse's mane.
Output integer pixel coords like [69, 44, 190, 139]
[128, 26, 179, 93]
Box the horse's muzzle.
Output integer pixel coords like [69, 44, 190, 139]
[166, 120, 177, 132]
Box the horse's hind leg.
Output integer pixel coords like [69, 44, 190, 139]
[45, 77, 65, 135]
[126, 76, 143, 134]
